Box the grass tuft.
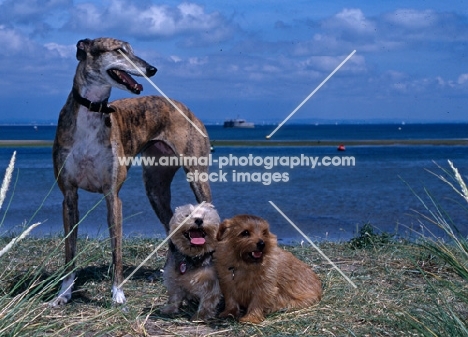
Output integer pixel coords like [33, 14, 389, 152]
[348, 223, 395, 250]
[397, 160, 468, 337]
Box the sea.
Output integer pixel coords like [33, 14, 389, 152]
[0, 123, 467, 243]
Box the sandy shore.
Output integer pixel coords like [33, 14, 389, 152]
[0, 140, 54, 147]
[1, 139, 468, 147]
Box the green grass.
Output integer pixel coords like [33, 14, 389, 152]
[396, 160, 468, 336]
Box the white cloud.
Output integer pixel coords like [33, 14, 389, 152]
[170, 55, 182, 63]
[383, 9, 437, 30]
[64, 0, 236, 45]
[334, 8, 376, 33]
[457, 73, 468, 85]
[0, 25, 34, 55]
[300, 54, 366, 73]
[322, 8, 376, 36]
[301, 7, 468, 55]
[0, 0, 71, 24]
[44, 42, 74, 58]
[0, 25, 75, 97]
[188, 56, 208, 65]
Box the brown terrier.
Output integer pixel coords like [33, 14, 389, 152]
[214, 215, 322, 324]
[162, 203, 222, 321]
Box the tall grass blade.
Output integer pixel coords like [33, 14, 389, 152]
[0, 151, 16, 212]
[0, 222, 41, 258]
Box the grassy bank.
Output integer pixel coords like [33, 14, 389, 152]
[0, 235, 466, 337]
[1, 138, 468, 148]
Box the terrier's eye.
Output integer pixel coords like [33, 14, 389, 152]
[263, 230, 268, 236]
[240, 230, 250, 237]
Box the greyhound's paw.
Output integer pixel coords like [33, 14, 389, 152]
[112, 286, 126, 304]
[50, 273, 75, 307]
[49, 295, 69, 307]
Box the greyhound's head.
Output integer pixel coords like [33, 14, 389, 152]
[76, 38, 157, 95]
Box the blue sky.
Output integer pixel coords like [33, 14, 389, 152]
[1, 0, 468, 124]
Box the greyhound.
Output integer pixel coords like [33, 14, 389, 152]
[51, 37, 212, 306]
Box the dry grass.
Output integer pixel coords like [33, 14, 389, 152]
[0, 235, 466, 337]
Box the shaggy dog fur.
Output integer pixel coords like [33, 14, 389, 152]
[162, 203, 221, 321]
[215, 215, 322, 324]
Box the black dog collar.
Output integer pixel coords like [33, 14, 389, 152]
[72, 88, 115, 114]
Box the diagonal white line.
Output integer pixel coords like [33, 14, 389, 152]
[118, 201, 206, 288]
[118, 50, 207, 138]
[266, 50, 356, 139]
[269, 201, 357, 289]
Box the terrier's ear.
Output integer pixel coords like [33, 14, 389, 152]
[217, 219, 231, 241]
[76, 39, 91, 61]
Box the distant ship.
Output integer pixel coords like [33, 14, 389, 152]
[223, 118, 255, 128]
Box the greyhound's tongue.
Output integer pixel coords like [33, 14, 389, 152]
[189, 229, 205, 246]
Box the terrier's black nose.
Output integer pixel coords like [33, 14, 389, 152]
[257, 240, 265, 251]
[194, 218, 203, 226]
[146, 66, 157, 77]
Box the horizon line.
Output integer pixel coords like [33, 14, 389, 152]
[2, 120, 468, 126]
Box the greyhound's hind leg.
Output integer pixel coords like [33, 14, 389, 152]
[183, 163, 212, 204]
[142, 141, 179, 233]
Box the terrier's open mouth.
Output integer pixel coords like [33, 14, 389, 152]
[186, 228, 206, 246]
[242, 250, 264, 263]
[251, 251, 263, 259]
[107, 69, 143, 94]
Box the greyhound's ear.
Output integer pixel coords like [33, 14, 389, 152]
[76, 39, 91, 61]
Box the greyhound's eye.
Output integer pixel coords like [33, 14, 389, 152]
[90, 48, 105, 57]
[240, 230, 250, 237]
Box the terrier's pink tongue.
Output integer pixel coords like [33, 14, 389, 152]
[191, 238, 206, 245]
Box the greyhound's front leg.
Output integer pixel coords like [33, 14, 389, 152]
[50, 187, 79, 306]
[106, 192, 126, 304]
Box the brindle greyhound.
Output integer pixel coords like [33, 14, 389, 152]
[51, 37, 211, 306]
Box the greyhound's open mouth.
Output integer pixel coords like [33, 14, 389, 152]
[107, 69, 143, 94]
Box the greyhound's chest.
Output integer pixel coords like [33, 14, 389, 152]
[64, 110, 117, 192]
